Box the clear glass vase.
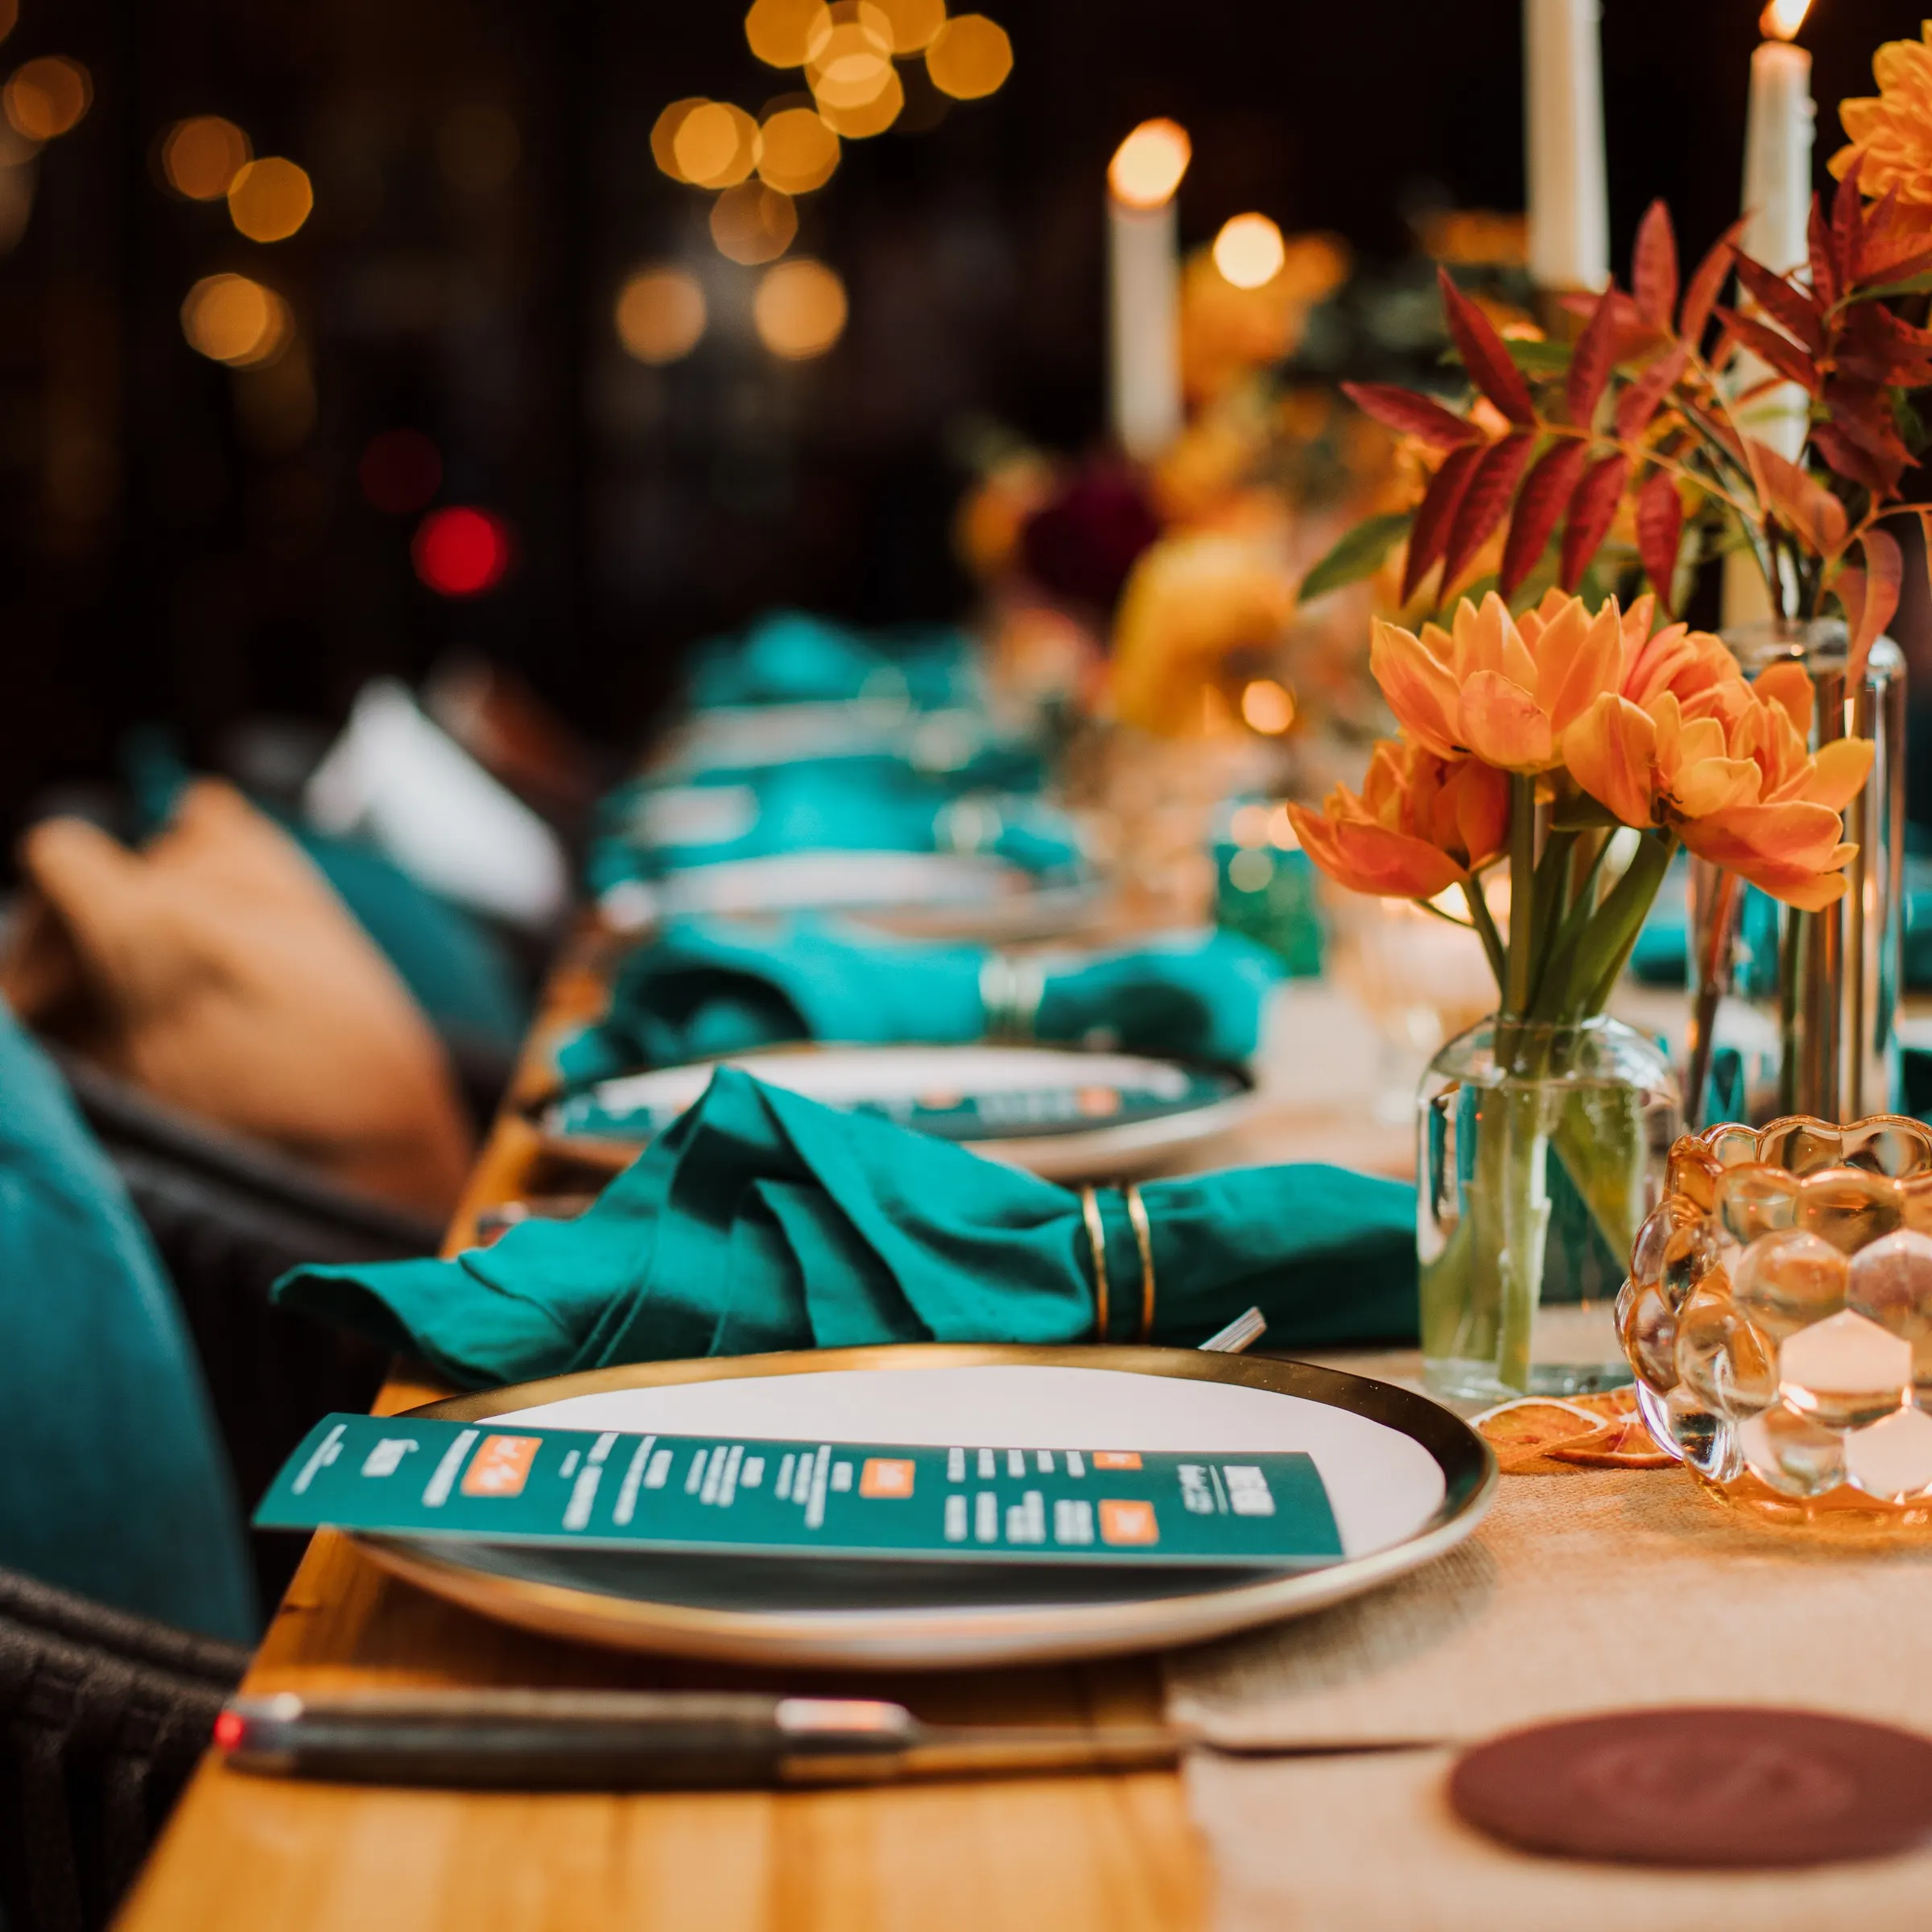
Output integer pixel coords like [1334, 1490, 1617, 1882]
[1419, 1014, 1682, 1406]
[1685, 619, 1905, 1128]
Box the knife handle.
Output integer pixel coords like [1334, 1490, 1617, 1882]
[217, 1690, 919, 1790]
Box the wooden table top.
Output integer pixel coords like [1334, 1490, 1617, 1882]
[117, 936, 1220, 1932]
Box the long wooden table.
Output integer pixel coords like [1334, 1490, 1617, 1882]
[118, 940, 1248, 1932]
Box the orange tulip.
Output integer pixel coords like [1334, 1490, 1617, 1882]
[1369, 592, 1626, 772]
[1288, 738, 1509, 901]
[1563, 667, 1873, 910]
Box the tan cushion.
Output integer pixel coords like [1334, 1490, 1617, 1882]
[2, 782, 473, 1218]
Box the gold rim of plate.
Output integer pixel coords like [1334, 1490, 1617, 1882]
[357, 1344, 1496, 1670]
[527, 1042, 1261, 1182]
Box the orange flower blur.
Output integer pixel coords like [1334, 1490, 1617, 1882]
[1831, 23, 1932, 240]
[1368, 591, 1628, 773]
[1563, 659, 1873, 910]
[1288, 739, 1509, 902]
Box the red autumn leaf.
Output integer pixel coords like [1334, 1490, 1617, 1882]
[1808, 201, 1840, 310]
[1837, 305, 1932, 387]
[1635, 469, 1685, 613]
[1613, 342, 1690, 440]
[1814, 396, 1913, 497]
[1441, 432, 1538, 592]
[1437, 268, 1537, 426]
[1749, 438, 1851, 553]
[1853, 184, 1932, 285]
[1714, 309, 1823, 394]
[1340, 382, 1483, 451]
[1732, 256, 1826, 354]
[1565, 288, 1619, 428]
[1831, 168, 1863, 291]
[1679, 221, 1744, 348]
[1842, 526, 1902, 684]
[1498, 440, 1591, 597]
[1811, 423, 1901, 497]
[1632, 201, 1679, 331]
[1402, 442, 1484, 603]
[1558, 452, 1629, 590]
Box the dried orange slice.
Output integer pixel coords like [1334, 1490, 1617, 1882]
[1471, 1398, 1608, 1472]
[1544, 1414, 1674, 1468]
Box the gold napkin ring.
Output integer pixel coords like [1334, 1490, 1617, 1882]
[1125, 1183, 1155, 1342]
[1080, 1186, 1109, 1340]
[978, 954, 1046, 1041]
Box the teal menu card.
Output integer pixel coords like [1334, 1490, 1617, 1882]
[258, 1414, 1344, 1570]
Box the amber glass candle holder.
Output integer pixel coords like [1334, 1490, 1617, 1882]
[1623, 1116, 1932, 1534]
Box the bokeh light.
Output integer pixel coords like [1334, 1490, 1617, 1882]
[358, 429, 443, 514]
[228, 156, 313, 242]
[815, 64, 903, 137]
[807, 6, 895, 111]
[1239, 678, 1295, 734]
[3, 56, 91, 141]
[745, 0, 823, 68]
[651, 98, 709, 181]
[161, 116, 250, 200]
[757, 106, 840, 192]
[753, 257, 848, 359]
[1108, 118, 1190, 209]
[1213, 213, 1286, 289]
[412, 506, 512, 597]
[925, 14, 1011, 100]
[711, 183, 797, 265]
[873, 0, 946, 53]
[180, 273, 291, 367]
[0, 4, 16, 44]
[614, 265, 708, 363]
[673, 101, 760, 188]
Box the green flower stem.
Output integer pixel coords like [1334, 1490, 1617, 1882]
[1505, 774, 1538, 1020]
[1463, 875, 1507, 989]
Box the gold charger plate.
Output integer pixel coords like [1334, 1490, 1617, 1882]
[357, 1344, 1495, 1671]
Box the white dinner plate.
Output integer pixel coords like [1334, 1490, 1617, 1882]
[359, 1346, 1494, 1670]
[536, 1042, 1259, 1182]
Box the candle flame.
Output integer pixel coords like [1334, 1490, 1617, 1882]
[1108, 118, 1190, 210]
[1760, 0, 1810, 42]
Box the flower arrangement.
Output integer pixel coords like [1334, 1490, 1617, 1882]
[1289, 583, 1876, 1397]
[1300, 177, 1932, 676]
[1290, 590, 1872, 1030]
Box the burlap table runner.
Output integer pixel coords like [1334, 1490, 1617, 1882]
[1164, 1447, 1932, 1928]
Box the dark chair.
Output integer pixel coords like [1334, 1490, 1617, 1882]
[0, 1566, 247, 1932]
[49, 1051, 436, 1607]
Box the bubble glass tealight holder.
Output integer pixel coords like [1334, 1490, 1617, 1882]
[1624, 1117, 1932, 1535]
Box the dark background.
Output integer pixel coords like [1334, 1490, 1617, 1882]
[0, 0, 1919, 844]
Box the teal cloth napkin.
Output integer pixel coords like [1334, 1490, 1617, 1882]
[0, 1004, 255, 1640]
[686, 611, 980, 711]
[588, 765, 1085, 897]
[554, 920, 1283, 1086]
[275, 1067, 1418, 1391]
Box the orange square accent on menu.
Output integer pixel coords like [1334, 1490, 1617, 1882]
[1092, 1451, 1142, 1471]
[859, 1458, 917, 1499]
[1099, 1499, 1159, 1546]
[460, 1435, 541, 1497]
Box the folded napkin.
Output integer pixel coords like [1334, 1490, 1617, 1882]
[275, 1067, 1417, 1390]
[588, 765, 1085, 896]
[686, 612, 981, 712]
[554, 919, 1282, 1087]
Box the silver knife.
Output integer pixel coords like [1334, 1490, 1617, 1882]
[216, 1689, 1439, 1789]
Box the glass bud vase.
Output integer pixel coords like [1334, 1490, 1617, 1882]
[1686, 618, 1905, 1129]
[1419, 1015, 1682, 1406]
